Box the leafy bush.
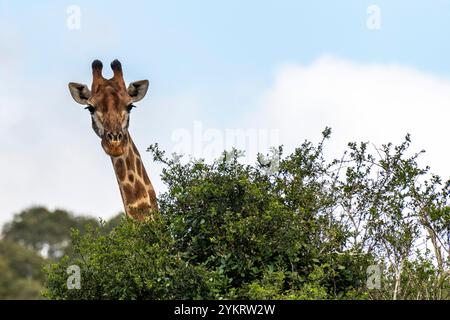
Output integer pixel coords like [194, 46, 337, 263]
[44, 129, 449, 300]
[44, 218, 216, 299]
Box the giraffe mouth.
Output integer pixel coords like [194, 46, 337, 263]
[101, 139, 127, 157]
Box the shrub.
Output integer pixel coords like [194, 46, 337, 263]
[45, 130, 449, 300]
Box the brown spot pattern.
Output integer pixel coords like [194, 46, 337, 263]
[143, 170, 151, 185]
[132, 142, 139, 156]
[125, 157, 133, 172]
[148, 188, 158, 210]
[128, 207, 144, 221]
[128, 203, 151, 221]
[136, 158, 142, 177]
[128, 174, 135, 183]
[115, 158, 126, 181]
[123, 183, 134, 203]
[123, 180, 148, 205]
[134, 180, 148, 199]
[127, 151, 135, 172]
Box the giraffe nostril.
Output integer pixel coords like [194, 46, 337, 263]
[107, 132, 114, 142]
[106, 131, 124, 143]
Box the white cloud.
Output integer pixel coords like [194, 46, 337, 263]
[250, 55, 450, 177]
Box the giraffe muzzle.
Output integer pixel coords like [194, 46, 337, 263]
[102, 131, 127, 157]
[106, 131, 124, 144]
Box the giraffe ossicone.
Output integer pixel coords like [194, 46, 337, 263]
[68, 59, 158, 220]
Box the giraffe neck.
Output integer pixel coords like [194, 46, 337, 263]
[111, 133, 158, 220]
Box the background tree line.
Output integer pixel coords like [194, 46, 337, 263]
[0, 207, 122, 299]
[1, 129, 449, 299]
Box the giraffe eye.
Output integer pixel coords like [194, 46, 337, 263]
[127, 104, 136, 113]
[85, 105, 95, 114]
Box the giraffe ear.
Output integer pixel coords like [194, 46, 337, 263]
[127, 80, 149, 102]
[68, 82, 91, 105]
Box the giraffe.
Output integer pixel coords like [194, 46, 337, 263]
[68, 59, 158, 220]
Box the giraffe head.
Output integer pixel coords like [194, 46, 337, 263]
[68, 59, 149, 157]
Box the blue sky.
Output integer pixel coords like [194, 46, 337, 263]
[1, 1, 450, 223]
[4, 1, 450, 83]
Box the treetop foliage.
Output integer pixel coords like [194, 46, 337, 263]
[42, 129, 450, 299]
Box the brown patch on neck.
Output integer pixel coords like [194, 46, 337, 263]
[114, 158, 126, 181]
[134, 180, 148, 201]
[142, 170, 151, 186]
[136, 158, 143, 177]
[147, 189, 158, 211]
[112, 135, 158, 219]
[122, 183, 134, 204]
[132, 142, 140, 156]
[128, 203, 151, 221]
[126, 147, 136, 172]
[122, 180, 149, 211]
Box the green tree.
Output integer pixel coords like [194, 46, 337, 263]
[44, 219, 216, 299]
[0, 240, 45, 299]
[331, 136, 449, 299]
[2, 207, 121, 260]
[0, 208, 124, 299]
[44, 130, 449, 300]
